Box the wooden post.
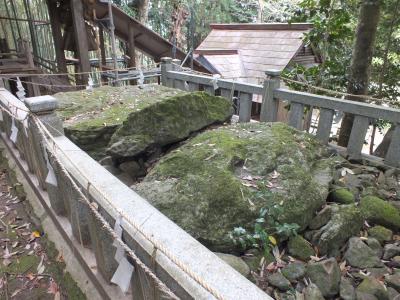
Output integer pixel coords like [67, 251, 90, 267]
[70, 0, 91, 85]
[160, 57, 173, 87]
[127, 25, 136, 85]
[99, 26, 106, 68]
[46, 0, 67, 74]
[260, 70, 281, 122]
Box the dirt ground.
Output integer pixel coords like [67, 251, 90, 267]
[0, 154, 85, 300]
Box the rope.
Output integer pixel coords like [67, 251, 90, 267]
[43, 146, 179, 300]
[35, 118, 225, 300]
[3, 72, 161, 89]
[0, 63, 160, 78]
[0, 103, 178, 298]
[174, 69, 397, 106]
[280, 76, 398, 105]
[0, 100, 225, 300]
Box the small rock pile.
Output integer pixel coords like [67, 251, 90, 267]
[241, 159, 400, 299]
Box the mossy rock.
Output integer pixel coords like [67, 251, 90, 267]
[357, 276, 389, 300]
[287, 235, 315, 261]
[133, 122, 335, 252]
[55, 85, 188, 159]
[107, 90, 233, 159]
[361, 196, 400, 230]
[329, 188, 355, 204]
[310, 204, 364, 256]
[368, 225, 393, 244]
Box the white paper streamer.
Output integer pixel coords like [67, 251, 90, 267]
[16, 77, 26, 101]
[111, 256, 134, 293]
[138, 69, 145, 87]
[114, 245, 124, 263]
[43, 146, 58, 187]
[210, 74, 221, 90]
[23, 118, 29, 137]
[0, 110, 3, 121]
[112, 215, 124, 262]
[86, 75, 94, 91]
[10, 118, 18, 143]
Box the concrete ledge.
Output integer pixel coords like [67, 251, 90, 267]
[52, 136, 271, 300]
[24, 95, 58, 113]
[0, 133, 130, 300]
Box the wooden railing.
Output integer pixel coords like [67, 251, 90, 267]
[160, 57, 400, 168]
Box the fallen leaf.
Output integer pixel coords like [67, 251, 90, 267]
[37, 256, 45, 274]
[32, 230, 41, 238]
[269, 236, 277, 246]
[47, 279, 59, 294]
[11, 289, 21, 297]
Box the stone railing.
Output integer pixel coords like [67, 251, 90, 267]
[160, 57, 400, 169]
[0, 87, 271, 300]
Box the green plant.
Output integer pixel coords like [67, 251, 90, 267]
[230, 205, 300, 257]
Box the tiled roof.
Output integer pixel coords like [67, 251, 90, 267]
[195, 23, 313, 81]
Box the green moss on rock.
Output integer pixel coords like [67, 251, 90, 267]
[361, 196, 400, 230]
[330, 188, 355, 204]
[134, 122, 335, 252]
[107, 91, 233, 158]
[288, 235, 315, 261]
[310, 204, 364, 256]
[55, 85, 187, 159]
[368, 225, 393, 244]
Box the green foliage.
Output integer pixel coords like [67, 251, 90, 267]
[230, 206, 300, 257]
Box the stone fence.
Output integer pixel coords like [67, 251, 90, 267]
[160, 57, 400, 169]
[0, 87, 271, 299]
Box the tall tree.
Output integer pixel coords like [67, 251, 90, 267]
[337, 0, 382, 147]
[137, 0, 150, 24]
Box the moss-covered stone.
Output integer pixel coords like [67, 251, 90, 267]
[329, 188, 355, 204]
[310, 204, 364, 256]
[287, 235, 315, 261]
[134, 122, 335, 252]
[368, 225, 393, 244]
[56, 85, 186, 159]
[361, 196, 400, 230]
[107, 90, 233, 159]
[357, 276, 389, 300]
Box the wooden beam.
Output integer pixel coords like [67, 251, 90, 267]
[70, 0, 90, 85]
[46, 0, 67, 74]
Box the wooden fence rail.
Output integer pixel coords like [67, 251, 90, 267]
[160, 57, 400, 168]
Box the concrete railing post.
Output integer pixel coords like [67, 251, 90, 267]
[23, 97, 62, 220]
[260, 69, 281, 122]
[160, 57, 173, 87]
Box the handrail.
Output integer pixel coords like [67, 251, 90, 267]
[274, 88, 400, 123]
[160, 57, 400, 168]
[0, 87, 271, 300]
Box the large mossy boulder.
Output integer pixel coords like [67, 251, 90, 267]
[107, 90, 233, 159]
[55, 85, 232, 160]
[133, 122, 335, 252]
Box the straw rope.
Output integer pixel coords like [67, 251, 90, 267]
[0, 104, 179, 298]
[0, 63, 160, 78]
[0, 100, 225, 300]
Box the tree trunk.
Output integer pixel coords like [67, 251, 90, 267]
[169, 1, 188, 49]
[257, 0, 264, 23]
[370, 0, 400, 156]
[137, 0, 150, 24]
[337, 0, 382, 147]
[135, 0, 149, 67]
[374, 125, 394, 157]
